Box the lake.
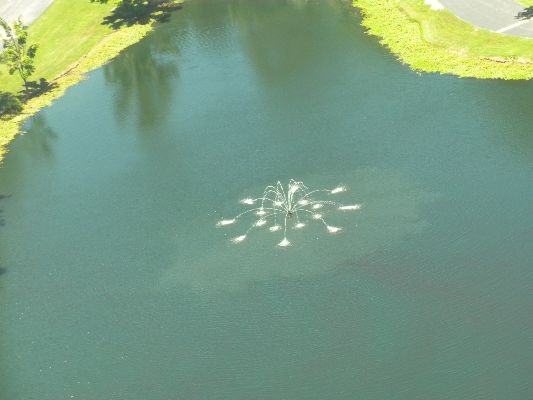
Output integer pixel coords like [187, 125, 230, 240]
[0, 0, 532, 399]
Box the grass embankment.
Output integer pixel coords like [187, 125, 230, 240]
[0, 0, 165, 162]
[518, 1, 533, 7]
[354, 0, 533, 80]
[1, 1, 115, 93]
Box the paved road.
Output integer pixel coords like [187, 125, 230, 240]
[438, 0, 533, 37]
[0, 0, 54, 25]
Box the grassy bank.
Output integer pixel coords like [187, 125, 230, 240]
[1, 1, 117, 93]
[354, 0, 533, 80]
[0, 0, 177, 162]
[518, 1, 533, 6]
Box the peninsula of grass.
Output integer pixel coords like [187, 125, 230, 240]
[0, 0, 181, 162]
[354, 0, 533, 80]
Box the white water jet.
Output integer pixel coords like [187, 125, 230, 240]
[278, 237, 291, 247]
[162, 169, 436, 292]
[232, 235, 247, 243]
[327, 225, 342, 233]
[330, 186, 346, 194]
[217, 179, 361, 247]
[216, 219, 235, 227]
[338, 204, 362, 211]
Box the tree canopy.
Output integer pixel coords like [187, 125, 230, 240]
[0, 17, 39, 90]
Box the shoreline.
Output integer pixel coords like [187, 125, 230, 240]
[353, 0, 533, 80]
[0, 0, 185, 164]
[2, 0, 533, 163]
[0, 22, 154, 163]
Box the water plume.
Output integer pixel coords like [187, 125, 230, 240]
[216, 219, 235, 227]
[339, 205, 362, 211]
[162, 168, 435, 292]
[217, 179, 361, 247]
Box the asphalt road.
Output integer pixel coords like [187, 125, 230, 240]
[439, 0, 533, 37]
[0, 0, 54, 25]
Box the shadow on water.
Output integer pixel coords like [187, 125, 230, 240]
[182, 0, 352, 84]
[0, 195, 10, 229]
[102, 0, 352, 131]
[0, 195, 9, 279]
[0, 115, 58, 194]
[21, 114, 58, 161]
[230, 0, 353, 84]
[103, 19, 181, 130]
[482, 80, 533, 161]
[516, 7, 533, 20]
[0, 195, 7, 400]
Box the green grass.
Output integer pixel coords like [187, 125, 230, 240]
[355, 0, 533, 80]
[517, 0, 533, 7]
[0, 0, 117, 93]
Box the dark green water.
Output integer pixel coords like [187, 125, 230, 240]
[1, 1, 532, 398]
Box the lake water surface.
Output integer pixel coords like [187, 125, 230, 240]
[1, 1, 532, 399]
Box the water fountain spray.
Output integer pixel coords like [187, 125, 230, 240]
[217, 179, 362, 247]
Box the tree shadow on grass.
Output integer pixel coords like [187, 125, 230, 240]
[101, 1, 183, 29]
[20, 78, 58, 100]
[1, 79, 57, 118]
[516, 7, 533, 20]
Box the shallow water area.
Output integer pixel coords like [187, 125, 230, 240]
[0, 1, 532, 399]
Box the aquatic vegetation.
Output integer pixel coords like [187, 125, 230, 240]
[217, 179, 362, 247]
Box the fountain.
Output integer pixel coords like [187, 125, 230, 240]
[217, 179, 362, 247]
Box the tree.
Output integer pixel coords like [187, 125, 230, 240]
[0, 17, 38, 91]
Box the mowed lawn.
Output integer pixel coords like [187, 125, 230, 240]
[0, 0, 118, 93]
[399, 0, 533, 59]
[356, 0, 533, 79]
